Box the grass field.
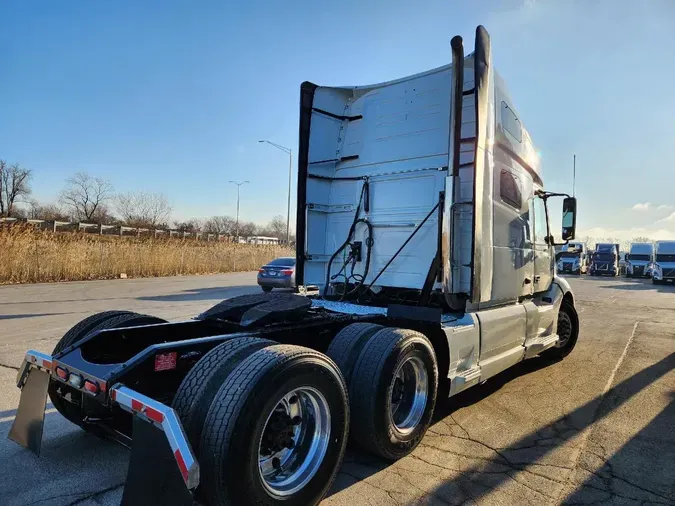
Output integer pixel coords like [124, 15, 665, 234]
[0, 226, 293, 284]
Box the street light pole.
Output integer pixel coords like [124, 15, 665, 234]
[228, 180, 249, 240]
[259, 140, 292, 245]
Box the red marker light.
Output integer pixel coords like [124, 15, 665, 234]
[55, 367, 68, 380]
[84, 380, 100, 395]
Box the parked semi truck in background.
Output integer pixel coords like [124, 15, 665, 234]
[8, 26, 580, 506]
[625, 242, 653, 278]
[589, 243, 620, 276]
[557, 242, 588, 275]
[652, 240, 675, 284]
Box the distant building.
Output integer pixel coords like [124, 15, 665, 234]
[246, 236, 280, 245]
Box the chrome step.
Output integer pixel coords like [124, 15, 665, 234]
[524, 333, 558, 359]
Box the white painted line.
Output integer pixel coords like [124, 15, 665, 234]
[602, 321, 639, 395]
[555, 320, 640, 503]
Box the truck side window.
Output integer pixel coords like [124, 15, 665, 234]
[501, 101, 522, 142]
[533, 197, 548, 244]
[500, 169, 522, 209]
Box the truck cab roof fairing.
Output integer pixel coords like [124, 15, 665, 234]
[297, 25, 545, 309]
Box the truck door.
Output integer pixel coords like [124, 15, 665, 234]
[532, 196, 553, 291]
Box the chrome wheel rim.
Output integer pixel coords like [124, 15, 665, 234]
[258, 387, 331, 497]
[557, 311, 573, 347]
[389, 356, 428, 434]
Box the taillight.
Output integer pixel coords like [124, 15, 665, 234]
[258, 268, 265, 273]
[281, 269, 294, 275]
[55, 366, 68, 380]
[84, 380, 100, 395]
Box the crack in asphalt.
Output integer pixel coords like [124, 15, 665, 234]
[337, 469, 401, 504]
[579, 449, 675, 503]
[65, 483, 124, 506]
[412, 445, 558, 501]
[0, 362, 19, 371]
[28, 483, 124, 506]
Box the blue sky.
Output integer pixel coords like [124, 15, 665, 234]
[2, 0, 675, 239]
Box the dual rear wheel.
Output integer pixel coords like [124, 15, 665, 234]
[51, 314, 438, 506]
[172, 323, 438, 505]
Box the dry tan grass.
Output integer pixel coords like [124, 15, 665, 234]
[0, 225, 293, 284]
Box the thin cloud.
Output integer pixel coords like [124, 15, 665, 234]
[657, 212, 675, 223]
[631, 202, 651, 211]
[657, 204, 674, 211]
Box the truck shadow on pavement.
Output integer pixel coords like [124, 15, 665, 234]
[329, 356, 565, 497]
[431, 354, 674, 503]
[597, 280, 675, 293]
[135, 285, 260, 302]
[0, 313, 72, 321]
[328, 353, 675, 504]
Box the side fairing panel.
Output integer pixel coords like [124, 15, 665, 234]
[442, 313, 480, 377]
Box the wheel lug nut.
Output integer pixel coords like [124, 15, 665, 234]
[272, 457, 281, 470]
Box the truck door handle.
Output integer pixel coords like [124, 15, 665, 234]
[524, 278, 532, 285]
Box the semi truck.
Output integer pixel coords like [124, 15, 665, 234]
[557, 241, 588, 275]
[8, 26, 580, 506]
[652, 240, 675, 284]
[589, 243, 620, 276]
[624, 242, 653, 278]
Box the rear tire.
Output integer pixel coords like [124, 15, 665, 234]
[542, 298, 579, 360]
[200, 345, 349, 506]
[326, 323, 383, 385]
[261, 286, 273, 293]
[653, 279, 663, 285]
[49, 311, 167, 428]
[348, 328, 438, 460]
[172, 336, 276, 456]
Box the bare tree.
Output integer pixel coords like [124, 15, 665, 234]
[632, 236, 652, 244]
[173, 219, 203, 233]
[203, 216, 236, 235]
[237, 221, 257, 238]
[0, 160, 32, 217]
[267, 215, 286, 240]
[60, 172, 114, 222]
[115, 191, 172, 228]
[26, 200, 71, 221]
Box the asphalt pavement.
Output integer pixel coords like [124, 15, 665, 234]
[0, 273, 673, 505]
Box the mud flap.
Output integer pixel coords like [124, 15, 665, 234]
[8, 368, 49, 455]
[121, 416, 194, 506]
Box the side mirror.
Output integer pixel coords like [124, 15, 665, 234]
[561, 197, 576, 241]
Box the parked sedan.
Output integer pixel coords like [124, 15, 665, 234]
[257, 257, 296, 292]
